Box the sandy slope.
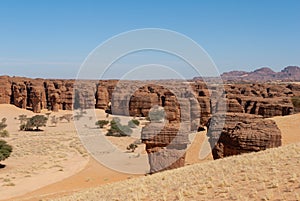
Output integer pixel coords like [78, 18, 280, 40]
[270, 113, 300, 145]
[50, 143, 300, 201]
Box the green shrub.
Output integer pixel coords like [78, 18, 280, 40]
[127, 143, 138, 152]
[19, 124, 26, 131]
[95, 120, 109, 128]
[131, 119, 140, 126]
[0, 140, 12, 162]
[128, 120, 137, 128]
[20, 115, 48, 131]
[106, 119, 132, 137]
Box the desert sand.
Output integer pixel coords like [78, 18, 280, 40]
[0, 104, 299, 201]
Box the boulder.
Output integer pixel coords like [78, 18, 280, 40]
[207, 113, 282, 159]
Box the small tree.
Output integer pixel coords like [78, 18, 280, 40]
[21, 115, 48, 131]
[95, 120, 109, 128]
[106, 118, 132, 137]
[127, 143, 138, 152]
[0, 140, 12, 163]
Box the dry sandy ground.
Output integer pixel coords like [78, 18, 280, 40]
[0, 105, 148, 201]
[1, 104, 300, 201]
[270, 113, 300, 145]
[0, 105, 89, 200]
[50, 142, 300, 201]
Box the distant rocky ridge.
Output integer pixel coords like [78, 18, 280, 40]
[220, 66, 300, 82]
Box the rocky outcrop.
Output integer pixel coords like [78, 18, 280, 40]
[141, 122, 190, 173]
[207, 113, 282, 159]
[224, 83, 294, 118]
[0, 75, 299, 128]
[11, 81, 27, 109]
[45, 80, 74, 111]
[0, 76, 12, 104]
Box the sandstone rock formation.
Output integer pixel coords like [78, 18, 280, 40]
[207, 113, 282, 159]
[141, 122, 190, 173]
[0, 76, 12, 104]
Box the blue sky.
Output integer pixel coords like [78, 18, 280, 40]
[0, 0, 299, 79]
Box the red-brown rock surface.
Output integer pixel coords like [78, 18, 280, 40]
[141, 122, 190, 173]
[207, 113, 282, 159]
[0, 76, 12, 104]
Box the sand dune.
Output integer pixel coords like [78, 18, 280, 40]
[50, 143, 300, 201]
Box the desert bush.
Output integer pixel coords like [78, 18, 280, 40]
[128, 120, 137, 128]
[0, 130, 9, 138]
[127, 143, 138, 152]
[132, 119, 140, 125]
[0, 118, 7, 131]
[95, 120, 109, 128]
[0, 118, 9, 137]
[106, 119, 132, 137]
[20, 115, 48, 131]
[292, 96, 300, 111]
[0, 140, 12, 162]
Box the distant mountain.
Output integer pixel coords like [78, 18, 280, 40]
[220, 66, 300, 82]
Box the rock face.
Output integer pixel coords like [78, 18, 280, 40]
[224, 83, 294, 118]
[0, 76, 299, 125]
[141, 122, 190, 173]
[11, 81, 27, 109]
[0, 76, 12, 104]
[207, 113, 282, 159]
